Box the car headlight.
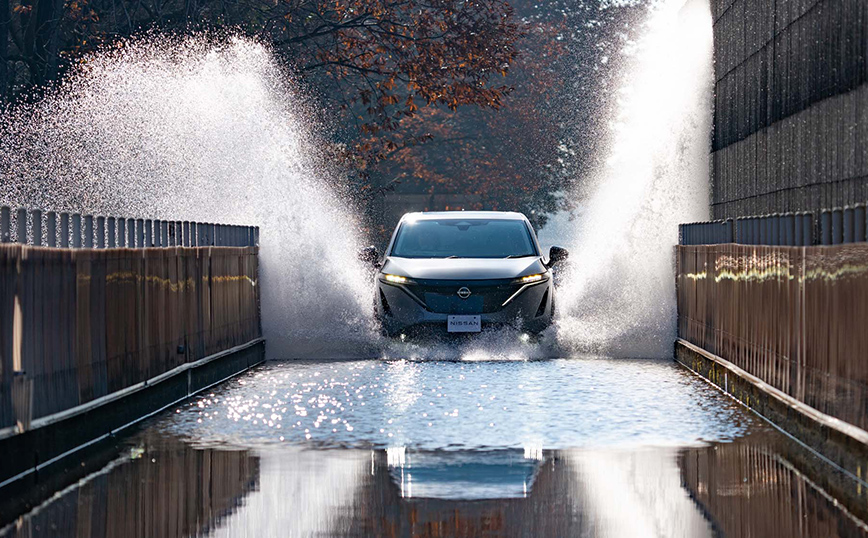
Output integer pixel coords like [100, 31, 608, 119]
[380, 273, 414, 285]
[514, 273, 548, 285]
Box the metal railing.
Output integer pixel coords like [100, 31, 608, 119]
[0, 206, 259, 248]
[679, 204, 868, 246]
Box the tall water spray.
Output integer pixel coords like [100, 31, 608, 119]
[0, 35, 376, 358]
[557, 0, 714, 358]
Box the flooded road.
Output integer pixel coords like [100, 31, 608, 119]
[3, 358, 867, 537]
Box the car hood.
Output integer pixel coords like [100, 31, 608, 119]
[381, 257, 546, 281]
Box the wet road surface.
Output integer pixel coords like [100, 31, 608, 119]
[3, 357, 867, 537]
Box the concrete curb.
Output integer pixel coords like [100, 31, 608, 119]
[675, 339, 868, 490]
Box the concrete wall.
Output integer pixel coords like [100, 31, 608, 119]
[711, 0, 868, 218]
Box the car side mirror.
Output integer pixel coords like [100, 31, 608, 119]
[548, 246, 569, 266]
[358, 245, 380, 267]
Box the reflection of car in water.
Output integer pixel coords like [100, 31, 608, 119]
[359, 211, 569, 337]
[387, 450, 542, 500]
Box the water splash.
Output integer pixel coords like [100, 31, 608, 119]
[0, 34, 377, 358]
[556, 0, 714, 358]
[381, 327, 555, 362]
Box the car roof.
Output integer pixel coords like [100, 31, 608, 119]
[400, 211, 529, 221]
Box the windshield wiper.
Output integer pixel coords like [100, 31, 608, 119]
[504, 254, 535, 259]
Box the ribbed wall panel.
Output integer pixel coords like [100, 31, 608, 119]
[711, 0, 868, 219]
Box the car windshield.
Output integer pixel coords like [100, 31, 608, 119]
[390, 218, 538, 259]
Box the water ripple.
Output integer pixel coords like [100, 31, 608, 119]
[156, 357, 760, 451]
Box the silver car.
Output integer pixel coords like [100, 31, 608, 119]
[359, 211, 568, 337]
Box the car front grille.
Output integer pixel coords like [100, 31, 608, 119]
[404, 279, 523, 314]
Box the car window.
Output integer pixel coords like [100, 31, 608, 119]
[390, 219, 538, 259]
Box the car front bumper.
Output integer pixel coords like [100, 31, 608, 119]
[376, 279, 553, 336]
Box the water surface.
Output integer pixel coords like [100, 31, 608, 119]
[3, 357, 867, 538]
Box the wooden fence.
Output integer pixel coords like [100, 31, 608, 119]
[0, 244, 260, 431]
[9, 435, 259, 538]
[0, 206, 258, 248]
[677, 243, 868, 431]
[680, 437, 867, 537]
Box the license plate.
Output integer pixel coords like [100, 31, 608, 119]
[448, 315, 481, 333]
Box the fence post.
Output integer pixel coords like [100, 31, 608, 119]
[118, 218, 126, 247]
[793, 215, 802, 246]
[843, 208, 854, 243]
[254, 226, 259, 247]
[96, 216, 105, 248]
[32, 209, 42, 246]
[832, 209, 843, 245]
[47, 211, 57, 248]
[107, 217, 116, 248]
[60, 213, 70, 248]
[16, 208, 27, 244]
[804, 214, 813, 246]
[72, 214, 82, 248]
[183, 221, 190, 247]
[782, 215, 793, 246]
[162, 221, 169, 247]
[136, 219, 144, 248]
[84, 215, 94, 248]
[771, 215, 780, 245]
[154, 220, 162, 247]
[856, 206, 867, 242]
[0, 207, 9, 242]
[820, 211, 832, 245]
